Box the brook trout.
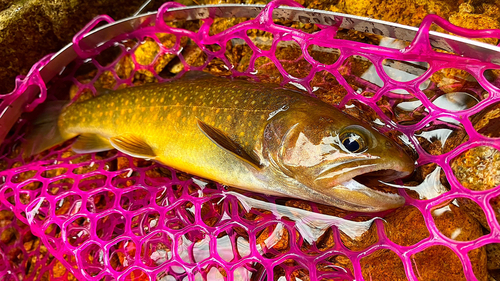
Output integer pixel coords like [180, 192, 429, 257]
[24, 72, 414, 212]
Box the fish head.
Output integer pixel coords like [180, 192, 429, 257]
[265, 107, 414, 212]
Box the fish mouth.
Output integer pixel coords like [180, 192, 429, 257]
[318, 167, 413, 213]
[316, 159, 413, 186]
[354, 169, 410, 185]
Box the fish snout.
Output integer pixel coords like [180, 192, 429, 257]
[311, 149, 414, 212]
[390, 142, 415, 179]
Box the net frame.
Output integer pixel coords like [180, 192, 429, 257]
[0, 0, 500, 280]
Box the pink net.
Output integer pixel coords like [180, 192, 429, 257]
[1, 0, 500, 280]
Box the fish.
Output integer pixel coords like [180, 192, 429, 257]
[23, 72, 414, 212]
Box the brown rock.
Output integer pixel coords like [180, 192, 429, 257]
[451, 146, 500, 191]
[0, 1, 15, 11]
[384, 206, 429, 246]
[329, 0, 456, 28]
[456, 198, 489, 230]
[432, 203, 488, 280]
[449, 3, 500, 45]
[0, 0, 147, 94]
[412, 245, 467, 281]
[379, 204, 487, 280]
[0, 202, 77, 280]
[317, 254, 354, 276]
[451, 101, 500, 191]
[310, 70, 348, 106]
[432, 203, 484, 242]
[255, 222, 290, 258]
[492, 195, 500, 231]
[487, 243, 500, 270]
[471, 102, 500, 139]
[360, 249, 407, 281]
[444, 87, 500, 279]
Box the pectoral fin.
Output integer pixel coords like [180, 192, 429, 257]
[197, 120, 262, 169]
[72, 134, 113, 153]
[109, 134, 156, 159]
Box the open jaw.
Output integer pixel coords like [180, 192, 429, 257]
[324, 169, 412, 213]
[354, 169, 411, 185]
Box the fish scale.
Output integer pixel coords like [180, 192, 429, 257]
[25, 73, 413, 212]
[57, 75, 306, 190]
[61, 75, 296, 154]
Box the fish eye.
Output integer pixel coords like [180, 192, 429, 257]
[339, 131, 367, 153]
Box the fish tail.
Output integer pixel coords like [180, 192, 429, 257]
[22, 101, 71, 157]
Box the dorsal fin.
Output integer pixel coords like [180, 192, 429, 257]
[109, 134, 156, 159]
[197, 120, 262, 169]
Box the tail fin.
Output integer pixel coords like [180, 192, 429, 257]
[22, 101, 70, 157]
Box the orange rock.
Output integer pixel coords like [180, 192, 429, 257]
[384, 206, 430, 246]
[360, 249, 407, 281]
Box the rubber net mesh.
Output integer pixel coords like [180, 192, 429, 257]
[1, 0, 500, 280]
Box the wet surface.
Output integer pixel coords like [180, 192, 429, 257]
[2, 0, 500, 280]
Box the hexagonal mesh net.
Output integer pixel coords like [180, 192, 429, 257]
[1, 0, 500, 280]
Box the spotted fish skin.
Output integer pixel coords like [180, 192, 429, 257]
[29, 73, 415, 212]
[59, 75, 301, 189]
[60, 75, 297, 160]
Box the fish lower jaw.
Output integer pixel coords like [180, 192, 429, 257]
[326, 178, 405, 212]
[256, 165, 405, 212]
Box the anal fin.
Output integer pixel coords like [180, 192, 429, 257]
[72, 134, 113, 154]
[109, 134, 156, 159]
[197, 120, 262, 169]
